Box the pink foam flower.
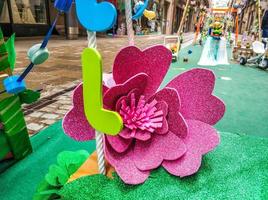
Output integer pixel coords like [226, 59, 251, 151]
[63, 45, 225, 185]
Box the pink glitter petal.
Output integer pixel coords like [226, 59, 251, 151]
[106, 134, 133, 153]
[155, 117, 168, 134]
[115, 95, 127, 112]
[167, 68, 225, 125]
[162, 151, 202, 177]
[135, 130, 151, 141]
[119, 128, 133, 139]
[105, 141, 150, 185]
[152, 88, 188, 138]
[103, 73, 148, 109]
[155, 101, 169, 134]
[133, 131, 186, 171]
[62, 108, 95, 141]
[156, 101, 168, 116]
[115, 88, 143, 112]
[113, 45, 172, 97]
[183, 120, 220, 155]
[162, 119, 220, 177]
[62, 83, 96, 141]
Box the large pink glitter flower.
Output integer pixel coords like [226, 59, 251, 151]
[63, 45, 225, 185]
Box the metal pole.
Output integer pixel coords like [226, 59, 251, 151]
[65, 1, 79, 40]
[177, 0, 190, 51]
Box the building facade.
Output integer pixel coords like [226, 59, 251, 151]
[238, 0, 268, 34]
[0, 0, 210, 37]
[0, 0, 53, 36]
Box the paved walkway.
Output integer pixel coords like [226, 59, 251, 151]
[15, 33, 194, 135]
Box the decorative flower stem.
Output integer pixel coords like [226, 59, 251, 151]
[87, 31, 97, 48]
[87, 30, 105, 175]
[95, 131, 106, 175]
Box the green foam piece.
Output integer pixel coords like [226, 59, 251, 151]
[34, 150, 90, 200]
[59, 132, 268, 199]
[5, 33, 16, 72]
[0, 130, 11, 159]
[82, 48, 123, 135]
[18, 89, 40, 104]
[0, 96, 32, 160]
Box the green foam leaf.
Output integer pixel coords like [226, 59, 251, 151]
[45, 164, 69, 186]
[19, 89, 40, 104]
[33, 180, 60, 200]
[5, 33, 16, 71]
[57, 150, 89, 175]
[34, 150, 89, 200]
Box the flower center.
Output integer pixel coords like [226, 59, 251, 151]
[119, 93, 164, 137]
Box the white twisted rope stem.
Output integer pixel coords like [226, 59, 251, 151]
[87, 31, 97, 48]
[125, 0, 134, 45]
[95, 131, 106, 175]
[87, 30, 106, 175]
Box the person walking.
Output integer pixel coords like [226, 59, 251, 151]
[261, 8, 268, 47]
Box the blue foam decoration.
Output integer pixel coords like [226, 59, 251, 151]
[132, 0, 149, 20]
[76, 0, 117, 32]
[188, 50, 193, 54]
[54, 0, 73, 13]
[28, 44, 49, 65]
[3, 75, 26, 94]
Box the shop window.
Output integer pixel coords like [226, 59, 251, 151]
[0, 0, 10, 23]
[9, 0, 48, 24]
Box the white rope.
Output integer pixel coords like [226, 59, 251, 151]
[95, 131, 106, 175]
[125, 0, 134, 45]
[87, 31, 97, 48]
[87, 30, 106, 175]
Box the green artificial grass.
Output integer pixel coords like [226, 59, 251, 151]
[162, 45, 268, 138]
[0, 120, 96, 200]
[59, 132, 268, 200]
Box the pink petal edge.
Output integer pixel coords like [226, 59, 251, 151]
[62, 83, 95, 141]
[105, 140, 150, 185]
[167, 68, 225, 125]
[106, 134, 133, 153]
[113, 45, 172, 97]
[133, 131, 186, 171]
[152, 88, 188, 138]
[104, 73, 148, 109]
[162, 119, 220, 177]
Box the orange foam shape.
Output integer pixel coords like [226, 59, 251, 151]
[68, 151, 115, 183]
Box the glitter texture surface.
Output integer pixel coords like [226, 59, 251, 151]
[163, 120, 220, 177]
[62, 84, 95, 141]
[151, 87, 188, 138]
[119, 93, 165, 140]
[134, 131, 186, 171]
[167, 68, 225, 125]
[103, 73, 148, 109]
[113, 45, 172, 97]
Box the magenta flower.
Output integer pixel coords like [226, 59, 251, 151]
[63, 45, 225, 185]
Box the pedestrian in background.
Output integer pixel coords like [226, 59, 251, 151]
[261, 8, 268, 47]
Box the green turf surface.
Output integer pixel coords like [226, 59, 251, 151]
[59, 132, 268, 200]
[0, 120, 96, 200]
[162, 45, 268, 138]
